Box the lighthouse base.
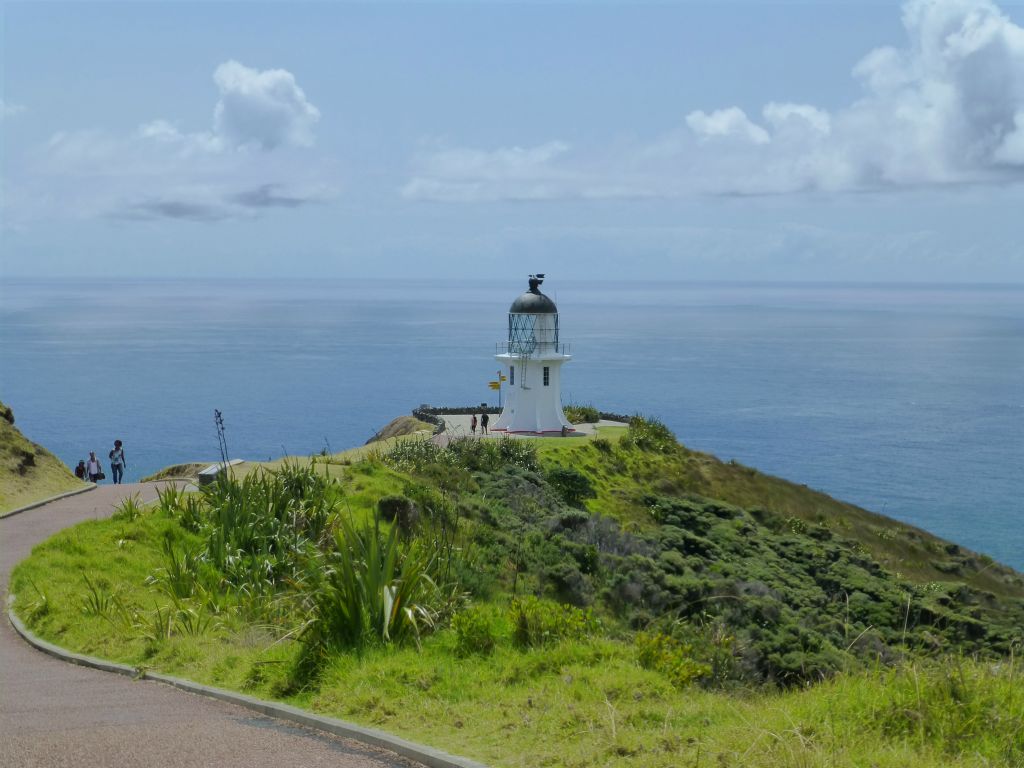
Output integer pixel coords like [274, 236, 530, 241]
[492, 353, 572, 435]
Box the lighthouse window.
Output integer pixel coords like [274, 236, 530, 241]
[543, 366, 550, 386]
[510, 366, 515, 385]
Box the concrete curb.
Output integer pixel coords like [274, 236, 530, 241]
[0, 483, 96, 519]
[7, 603, 489, 768]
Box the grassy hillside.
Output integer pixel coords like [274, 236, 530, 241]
[539, 424, 1024, 600]
[11, 417, 1024, 766]
[365, 415, 436, 443]
[0, 400, 85, 513]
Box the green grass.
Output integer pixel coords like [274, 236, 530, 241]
[0, 399, 86, 514]
[10, 512, 1023, 768]
[12, 416, 1024, 767]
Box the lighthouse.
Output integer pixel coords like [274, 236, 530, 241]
[492, 274, 574, 435]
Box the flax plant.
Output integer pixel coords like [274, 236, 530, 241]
[297, 514, 461, 676]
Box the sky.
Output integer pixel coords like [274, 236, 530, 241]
[2, 0, 1024, 282]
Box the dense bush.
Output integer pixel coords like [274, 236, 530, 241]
[563, 404, 600, 424]
[383, 435, 539, 475]
[382, 439, 454, 473]
[158, 464, 337, 594]
[377, 494, 419, 534]
[545, 467, 595, 508]
[510, 595, 596, 648]
[623, 416, 678, 453]
[298, 516, 461, 674]
[635, 631, 711, 687]
[452, 604, 500, 656]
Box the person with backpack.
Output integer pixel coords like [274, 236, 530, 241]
[86, 452, 104, 483]
[108, 439, 127, 484]
[480, 412, 489, 434]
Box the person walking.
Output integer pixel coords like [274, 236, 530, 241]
[74, 460, 87, 481]
[470, 414, 477, 435]
[480, 412, 489, 434]
[108, 439, 127, 484]
[86, 452, 104, 484]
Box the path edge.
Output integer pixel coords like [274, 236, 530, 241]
[7, 602, 489, 768]
[1, 484, 97, 519]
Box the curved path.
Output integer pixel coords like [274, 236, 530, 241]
[0, 483, 421, 768]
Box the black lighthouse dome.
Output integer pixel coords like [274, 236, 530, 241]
[510, 274, 558, 314]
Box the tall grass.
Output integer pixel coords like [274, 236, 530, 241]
[162, 463, 338, 595]
[297, 514, 462, 676]
[383, 435, 539, 474]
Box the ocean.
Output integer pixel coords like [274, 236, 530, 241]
[2, 278, 1022, 569]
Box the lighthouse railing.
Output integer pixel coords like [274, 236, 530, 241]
[495, 341, 571, 356]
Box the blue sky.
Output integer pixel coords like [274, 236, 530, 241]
[2, 0, 1023, 281]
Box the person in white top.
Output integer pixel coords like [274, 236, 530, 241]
[86, 451, 103, 483]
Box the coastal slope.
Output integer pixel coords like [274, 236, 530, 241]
[0, 401, 84, 514]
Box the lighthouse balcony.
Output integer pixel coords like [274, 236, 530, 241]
[495, 341, 571, 358]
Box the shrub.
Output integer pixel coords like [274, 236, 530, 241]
[510, 595, 595, 648]
[623, 416, 678, 454]
[564, 404, 600, 424]
[452, 605, 500, 656]
[383, 438, 454, 473]
[545, 467, 596, 508]
[553, 508, 591, 531]
[384, 435, 539, 474]
[298, 516, 462, 675]
[635, 631, 711, 687]
[591, 437, 613, 454]
[192, 467, 337, 588]
[112, 494, 145, 522]
[146, 535, 210, 600]
[377, 494, 419, 534]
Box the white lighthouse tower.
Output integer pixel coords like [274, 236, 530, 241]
[492, 274, 574, 435]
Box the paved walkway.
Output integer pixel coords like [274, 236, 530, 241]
[439, 414, 623, 441]
[0, 483, 421, 768]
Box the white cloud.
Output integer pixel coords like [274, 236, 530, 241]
[994, 110, 1024, 162]
[1, 99, 27, 120]
[211, 60, 321, 151]
[8, 61, 329, 223]
[405, 0, 1024, 200]
[762, 103, 831, 136]
[686, 0, 1024, 192]
[686, 107, 771, 145]
[402, 141, 577, 201]
[131, 61, 321, 156]
[137, 119, 184, 143]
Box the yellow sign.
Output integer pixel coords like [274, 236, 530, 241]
[499, 374, 507, 382]
[488, 382, 501, 390]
